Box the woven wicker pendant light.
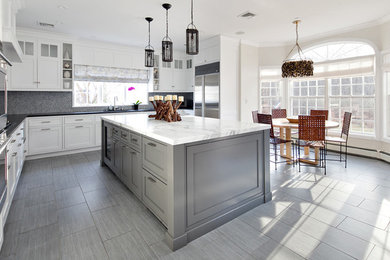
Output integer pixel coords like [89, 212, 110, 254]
[282, 20, 313, 78]
[162, 3, 173, 62]
[186, 0, 199, 55]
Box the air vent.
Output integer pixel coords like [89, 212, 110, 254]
[238, 12, 256, 19]
[38, 22, 55, 28]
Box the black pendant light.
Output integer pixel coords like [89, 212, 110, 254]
[162, 3, 173, 62]
[186, 0, 199, 55]
[145, 17, 154, 68]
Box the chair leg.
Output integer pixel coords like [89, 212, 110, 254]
[339, 143, 342, 162]
[345, 143, 348, 168]
[274, 144, 277, 170]
[298, 144, 301, 172]
[324, 147, 327, 175]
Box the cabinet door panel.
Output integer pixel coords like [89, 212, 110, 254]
[10, 56, 37, 89]
[64, 124, 95, 150]
[28, 127, 63, 155]
[143, 169, 167, 225]
[122, 146, 141, 198]
[74, 45, 94, 65]
[38, 58, 61, 89]
[143, 138, 167, 182]
[113, 138, 121, 176]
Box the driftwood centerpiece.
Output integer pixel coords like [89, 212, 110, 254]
[148, 95, 184, 122]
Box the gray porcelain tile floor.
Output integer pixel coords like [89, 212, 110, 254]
[1, 150, 390, 259]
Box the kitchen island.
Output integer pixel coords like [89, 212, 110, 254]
[101, 114, 271, 250]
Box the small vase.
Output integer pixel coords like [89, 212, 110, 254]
[134, 104, 139, 110]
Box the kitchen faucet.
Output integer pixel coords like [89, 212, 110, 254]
[113, 96, 119, 110]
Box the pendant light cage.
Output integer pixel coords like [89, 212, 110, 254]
[186, 0, 199, 55]
[282, 20, 313, 78]
[145, 17, 155, 68]
[162, 3, 173, 62]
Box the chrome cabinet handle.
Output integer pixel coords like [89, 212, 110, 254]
[147, 142, 156, 147]
[23, 137, 26, 143]
[41, 121, 51, 123]
[75, 126, 83, 128]
[8, 165, 11, 170]
[16, 133, 21, 136]
[41, 128, 50, 131]
[121, 134, 127, 138]
[12, 152, 17, 157]
[11, 140, 16, 143]
[147, 176, 156, 183]
[24, 150, 27, 153]
[131, 138, 138, 142]
[18, 143, 22, 147]
[75, 119, 83, 121]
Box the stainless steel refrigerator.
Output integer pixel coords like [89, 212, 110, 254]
[194, 62, 220, 119]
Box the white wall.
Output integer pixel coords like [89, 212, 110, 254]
[240, 43, 259, 122]
[220, 36, 240, 121]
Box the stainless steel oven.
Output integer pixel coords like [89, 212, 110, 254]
[0, 42, 11, 132]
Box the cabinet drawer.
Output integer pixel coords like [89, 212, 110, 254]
[64, 115, 93, 124]
[112, 126, 120, 137]
[120, 129, 130, 144]
[143, 169, 167, 225]
[28, 126, 63, 155]
[129, 133, 141, 151]
[143, 138, 167, 182]
[29, 117, 62, 127]
[64, 124, 95, 150]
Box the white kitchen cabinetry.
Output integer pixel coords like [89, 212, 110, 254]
[73, 45, 94, 65]
[156, 56, 194, 92]
[28, 126, 63, 155]
[64, 124, 95, 150]
[38, 40, 61, 89]
[10, 37, 62, 91]
[194, 45, 220, 66]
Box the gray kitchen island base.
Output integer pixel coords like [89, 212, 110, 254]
[101, 114, 271, 251]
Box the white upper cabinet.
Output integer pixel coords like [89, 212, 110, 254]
[38, 40, 61, 89]
[73, 45, 94, 65]
[10, 36, 62, 91]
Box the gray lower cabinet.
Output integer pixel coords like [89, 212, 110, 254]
[112, 137, 122, 176]
[143, 138, 167, 183]
[142, 169, 167, 225]
[121, 145, 142, 199]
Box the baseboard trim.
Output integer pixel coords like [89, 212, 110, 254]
[26, 146, 100, 160]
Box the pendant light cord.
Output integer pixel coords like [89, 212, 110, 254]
[166, 9, 169, 38]
[191, 0, 194, 24]
[148, 21, 151, 46]
[284, 20, 306, 61]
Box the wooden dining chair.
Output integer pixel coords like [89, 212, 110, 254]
[325, 112, 352, 168]
[258, 113, 294, 170]
[296, 115, 327, 174]
[272, 109, 287, 119]
[252, 110, 259, 123]
[310, 110, 329, 120]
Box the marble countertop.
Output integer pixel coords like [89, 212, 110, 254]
[102, 114, 270, 145]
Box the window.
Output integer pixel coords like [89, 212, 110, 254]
[290, 79, 325, 115]
[259, 80, 282, 114]
[73, 65, 149, 107]
[329, 76, 375, 134]
[73, 82, 148, 107]
[289, 41, 376, 135]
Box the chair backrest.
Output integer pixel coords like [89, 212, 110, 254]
[272, 109, 287, 119]
[257, 113, 275, 138]
[298, 115, 325, 141]
[252, 110, 259, 123]
[341, 112, 352, 138]
[310, 110, 329, 120]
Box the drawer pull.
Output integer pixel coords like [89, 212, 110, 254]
[11, 140, 16, 143]
[41, 128, 51, 131]
[131, 138, 138, 142]
[75, 126, 84, 128]
[6, 149, 9, 153]
[23, 137, 26, 143]
[121, 134, 127, 138]
[16, 133, 21, 136]
[7, 165, 10, 170]
[41, 121, 51, 124]
[12, 152, 17, 157]
[147, 176, 156, 183]
[147, 142, 157, 147]
[24, 150, 27, 153]
[18, 143, 22, 147]
[75, 119, 84, 121]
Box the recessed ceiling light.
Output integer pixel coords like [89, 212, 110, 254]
[57, 5, 68, 10]
[238, 11, 256, 19]
[37, 21, 55, 28]
[236, 31, 245, 35]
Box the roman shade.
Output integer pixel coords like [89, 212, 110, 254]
[74, 64, 150, 83]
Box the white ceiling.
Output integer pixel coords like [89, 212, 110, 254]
[16, 0, 390, 50]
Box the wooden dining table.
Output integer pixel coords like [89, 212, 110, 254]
[272, 118, 339, 165]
